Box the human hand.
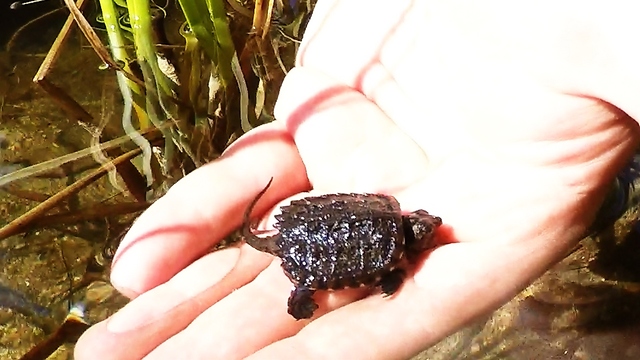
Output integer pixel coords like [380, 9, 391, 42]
[75, 1, 640, 359]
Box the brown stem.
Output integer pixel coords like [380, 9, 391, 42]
[19, 312, 89, 360]
[33, 201, 151, 227]
[0, 148, 142, 240]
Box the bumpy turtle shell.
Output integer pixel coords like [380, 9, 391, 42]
[272, 193, 406, 290]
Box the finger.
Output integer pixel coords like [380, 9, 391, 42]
[75, 245, 273, 360]
[275, 67, 429, 193]
[144, 252, 368, 359]
[145, 260, 297, 359]
[110, 121, 309, 297]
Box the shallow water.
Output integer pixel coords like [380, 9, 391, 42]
[0, 8, 132, 359]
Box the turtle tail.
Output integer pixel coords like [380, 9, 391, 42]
[242, 178, 280, 255]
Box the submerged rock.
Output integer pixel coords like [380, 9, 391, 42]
[0, 130, 24, 177]
[0, 283, 50, 318]
[0, 162, 22, 177]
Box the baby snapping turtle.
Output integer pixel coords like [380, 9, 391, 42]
[243, 179, 442, 320]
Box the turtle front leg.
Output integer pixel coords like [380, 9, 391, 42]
[378, 268, 406, 296]
[287, 286, 318, 320]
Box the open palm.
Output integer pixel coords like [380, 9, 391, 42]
[76, 1, 640, 359]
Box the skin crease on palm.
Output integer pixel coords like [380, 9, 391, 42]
[74, 1, 640, 359]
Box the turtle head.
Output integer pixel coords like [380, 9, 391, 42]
[402, 210, 442, 261]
